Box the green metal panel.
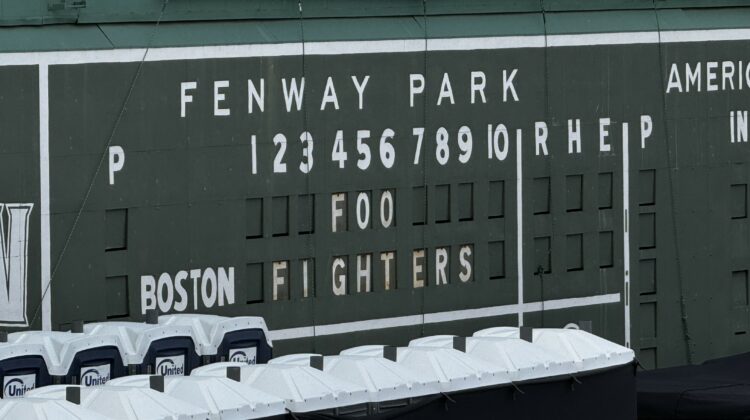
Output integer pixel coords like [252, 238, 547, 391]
[426, 13, 545, 38]
[656, 7, 750, 30]
[545, 10, 658, 34]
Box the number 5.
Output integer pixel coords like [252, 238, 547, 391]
[357, 130, 371, 170]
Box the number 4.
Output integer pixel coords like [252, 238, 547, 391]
[331, 130, 347, 169]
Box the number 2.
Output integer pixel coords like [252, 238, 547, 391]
[273, 133, 287, 173]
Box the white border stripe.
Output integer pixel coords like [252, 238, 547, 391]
[516, 129, 524, 327]
[0, 28, 747, 66]
[305, 39, 423, 55]
[39, 64, 51, 331]
[269, 293, 621, 341]
[547, 31, 659, 47]
[623, 124, 631, 348]
[427, 36, 545, 51]
[660, 28, 750, 43]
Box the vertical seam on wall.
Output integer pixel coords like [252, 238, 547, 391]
[652, 0, 694, 364]
[297, 0, 317, 343]
[420, 0, 428, 336]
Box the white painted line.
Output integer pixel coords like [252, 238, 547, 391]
[427, 36, 545, 51]
[547, 31, 659, 47]
[317, 314, 424, 336]
[0, 29, 748, 66]
[660, 28, 750, 43]
[39, 64, 51, 331]
[269, 326, 315, 341]
[623, 123, 631, 348]
[516, 129, 524, 327]
[305, 39, 423, 55]
[269, 293, 621, 341]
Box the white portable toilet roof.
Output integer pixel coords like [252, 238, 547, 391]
[8, 331, 123, 376]
[323, 354, 442, 402]
[192, 361, 370, 413]
[342, 344, 509, 393]
[473, 327, 635, 372]
[0, 397, 111, 420]
[84, 321, 197, 365]
[0, 338, 50, 369]
[158, 314, 272, 355]
[108, 374, 286, 419]
[408, 334, 577, 381]
[27, 384, 210, 420]
[270, 353, 440, 402]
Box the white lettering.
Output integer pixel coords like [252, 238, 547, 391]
[108, 146, 125, 185]
[356, 192, 370, 230]
[535, 121, 548, 156]
[282, 77, 305, 112]
[332, 193, 345, 232]
[409, 74, 424, 108]
[568, 119, 581, 154]
[599, 118, 611, 152]
[320, 77, 340, 111]
[503, 69, 519, 102]
[470, 71, 487, 104]
[180, 81, 196, 117]
[201, 268, 217, 308]
[248, 79, 264, 113]
[437, 73, 455, 106]
[435, 248, 448, 286]
[213, 81, 230, 116]
[641, 115, 653, 149]
[351, 75, 370, 110]
[357, 254, 371, 293]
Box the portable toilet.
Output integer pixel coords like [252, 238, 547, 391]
[27, 384, 210, 420]
[473, 327, 635, 372]
[0, 397, 110, 419]
[275, 352, 441, 415]
[108, 374, 286, 419]
[159, 314, 272, 364]
[9, 326, 126, 386]
[84, 316, 200, 376]
[192, 360, 370, 415]
[342, 344, 509, 393]
[409, 334, 576, 381]
[0, 333, 52, 398]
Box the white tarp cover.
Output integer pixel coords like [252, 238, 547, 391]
[473, 327, 635, 372]
[8, 331, 122, 376]
[192, 361, 369, 413]
[108, 374, 286, 419]
[83, 322, 196, 365]
[26, 384, 210, 420]
[408, 334, 577, 381]
[0, 397, 110, 420]
[158, 314, 271, 355]
[341, 344, 510, 393]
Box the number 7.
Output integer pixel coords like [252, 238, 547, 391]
[412, 127, 424, 165]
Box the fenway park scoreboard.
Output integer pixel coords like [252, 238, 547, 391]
[1, 27, 749, 364]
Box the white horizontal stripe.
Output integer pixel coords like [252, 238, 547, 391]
[427, 36, 545, 51]
[0, 28, 748, 66]
[547, 31, 659, 47]
[305, 39, 424, 55]
[268, 292, 620, 341]
[268, 326, 315, 341]
[660, 28, 750, 43]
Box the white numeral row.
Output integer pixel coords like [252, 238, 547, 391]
[250, 125, 513, 175]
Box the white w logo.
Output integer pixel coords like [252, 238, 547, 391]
[0, 204, 32, 325]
